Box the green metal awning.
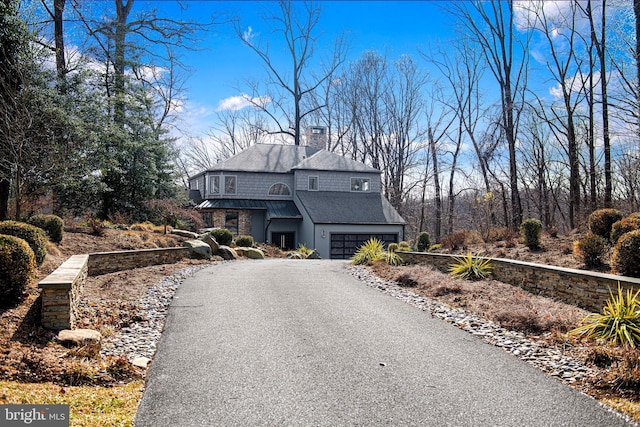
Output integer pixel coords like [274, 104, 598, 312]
[195, 199, 301, 219]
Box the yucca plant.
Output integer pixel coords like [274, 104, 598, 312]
[570, 285, 640, 347]
[448, 251, 493, 280]
[296, 243, 314, 258]
[351, 238, 385, 265]
[381, 250, 404, 266]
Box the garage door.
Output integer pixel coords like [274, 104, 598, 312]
[330, 233, 398, 260]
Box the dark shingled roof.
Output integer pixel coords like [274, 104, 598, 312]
[194, 199, 301, 219]
[296, 191, 405, 224]
[205, 144, 322, 173]
[293, 150, 380, 173]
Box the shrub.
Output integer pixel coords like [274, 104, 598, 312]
[235, 235, 254, 247]
[441, 230, 466, 250]
[429, 244, 442, 251]
[611, 230, 640, 277]
[28, 214, 64, 243]
[611, 216, 640, 244]
[448, 251, 493, 280]
[0, 221, 48, 265]
[398, 241, 411, 251]
[588, 208, 623, 241]
[0, 234, 36, 306]
[570, 285, 640, 347]
[388, 243, 399, 253]
[351, 238, 385, 265]
[573, 233, 608, 267]
[210, 228, 233, 246]
[519, 218, 542, 250]
[486, 227, 517, 243]
[416, 232, 431, 252]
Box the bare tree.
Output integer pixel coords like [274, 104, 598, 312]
[234, 0, 346, 145]
[449, 0, 529, 230]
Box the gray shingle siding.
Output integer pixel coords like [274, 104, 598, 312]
[201, 172, 294, 200]
[294, 170, 380, 193]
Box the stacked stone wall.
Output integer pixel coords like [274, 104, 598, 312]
[38, 254, 89, 330]
[88, 247, 190, 276]
[39, 247, 192, 329]
[400, 252, 640, 312]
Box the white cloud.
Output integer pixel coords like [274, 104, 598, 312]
[215, 94, 271, 112]
[243, 26, 255, 43]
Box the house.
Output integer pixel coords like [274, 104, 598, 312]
[188, 143, 405, 259]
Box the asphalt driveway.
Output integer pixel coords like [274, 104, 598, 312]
[135, 259, 630, 426]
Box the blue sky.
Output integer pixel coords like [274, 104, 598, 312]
[132, 1, 454, 137]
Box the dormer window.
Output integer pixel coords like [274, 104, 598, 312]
[351, 177, 370, 192]
[308, 176, 318, 191]
[268, 183, 291, 196]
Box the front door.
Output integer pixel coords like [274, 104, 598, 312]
[272, 232, 295, 250]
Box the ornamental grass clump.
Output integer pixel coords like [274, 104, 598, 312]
[448, 251, 493, 280]
[570, 285, 640, 347]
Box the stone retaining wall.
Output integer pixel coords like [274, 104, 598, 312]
[38, 255, 89, 330]
[38, 247, 192, 329]
[88, 247, 191, 276]
[399, 252, 640, 313]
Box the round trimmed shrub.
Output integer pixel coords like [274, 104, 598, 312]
[388, 243, 399, 253]
[0, 221, 48, 265]
[28, 214, 64, 243]
[210, 228, 233, 246]
[588, 208, 623, 241]
[398, 241, 411, 251]
[573, 233, 608, 267]
[611, 216, 640, 244]
[612, 230, 640, 277]
[235, 235, 254, 247]
[416, 232, 431, 252]
[0, 234, 36, 306]
[520, 218, 542, 250]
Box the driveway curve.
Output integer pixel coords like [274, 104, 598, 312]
[135, 259, 629, 426]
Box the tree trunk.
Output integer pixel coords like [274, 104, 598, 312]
[429, 127, 441, 243]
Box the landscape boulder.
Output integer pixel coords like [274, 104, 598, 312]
[307, 250, 321, 259]
[182, 239, 212, 259]
[131, 356, 151, 368]
[172, 229, 199, 239]
[217, 245, 238, 260]
[202, 234, 220, 254]
[235, 247, 265, 259]
[57, 329, 101, 350]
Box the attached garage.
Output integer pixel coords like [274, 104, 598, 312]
[330, 233, 399, 260]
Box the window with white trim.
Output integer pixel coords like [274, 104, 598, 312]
[208, 176, 220, 195]
[308, 176, 318, 191]
[351, 177, 370, 192]
[268, 183, 291, 196]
